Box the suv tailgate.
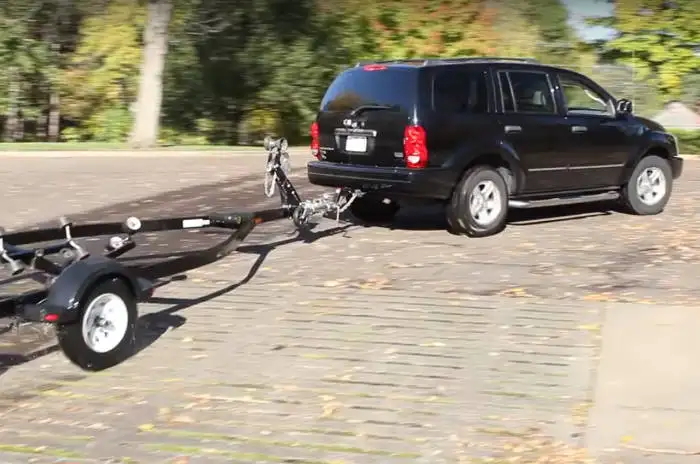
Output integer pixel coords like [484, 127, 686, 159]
[317, 66, 419, 167]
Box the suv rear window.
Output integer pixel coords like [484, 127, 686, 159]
[320, 67, 418, 113]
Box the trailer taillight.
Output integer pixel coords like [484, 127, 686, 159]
[403, 125, 428, 169]
[310, 121, 320, 159]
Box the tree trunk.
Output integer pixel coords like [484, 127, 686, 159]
[48, 89, 60, 142]
[38, 109, 48, 140]
[4, 70, 19, 142]
[129, 0, 173, 148]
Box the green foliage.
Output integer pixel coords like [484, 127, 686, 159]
[157, 0, 357, 145]
[0, 0, 696, 145]
[519, 0, 577, 65]
[239, 108, 281, 145]
[61, 126, 84, 142]
[86, 105, 133, 142]
[0, 5, 52, 114]
[587, 64, 666, 117]
[589, 0, 700, 98]
[60, 0, 144, 141]
[680, 73, 700, 111]
[671, 129, 700, 155]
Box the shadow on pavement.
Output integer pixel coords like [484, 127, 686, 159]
[347, 201, 619, 232]
[25, 169, 281, 230]
[0, 346, 60, 377]
[0, 165, 340, 377]
[0, 160, 620, 376]
[0, 223, 353, 377]
[507, 201, 617, 226]
[0, 323, 60, 378]
[136, 223, 352, 354]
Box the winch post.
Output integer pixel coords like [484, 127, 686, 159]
[264, 136, 300, 208]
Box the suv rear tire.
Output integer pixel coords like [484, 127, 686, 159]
[349, 196, 400, 224]
[447, 166, 508, 237]
[621, 155, 672, 215]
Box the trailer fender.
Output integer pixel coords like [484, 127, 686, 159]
[27, 256, 152, 324]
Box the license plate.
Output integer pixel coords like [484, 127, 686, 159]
[345, 136, 367, 153]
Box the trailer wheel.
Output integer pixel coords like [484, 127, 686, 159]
[56, 277, 138, 371]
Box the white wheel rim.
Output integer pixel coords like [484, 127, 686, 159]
[636, 167, 666, 206]
[81, 293, 129, 354]
[469, 180, 502, 226]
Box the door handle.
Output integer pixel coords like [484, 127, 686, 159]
[571, 125, 588, 133]
[504, 125, 522, 134]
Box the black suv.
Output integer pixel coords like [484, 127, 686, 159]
[306, 57, 683, 237]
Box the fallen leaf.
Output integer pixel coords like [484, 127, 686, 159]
[321, 402, 342, 419]
[138, 423, 155, 432]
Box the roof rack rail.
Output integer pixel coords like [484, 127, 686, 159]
[355, 56, 539, 67]
[355, 59, 427, 67]
[426, 56, 539, 65]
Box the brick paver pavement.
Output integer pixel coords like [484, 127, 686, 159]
[0, 152, 699, 463]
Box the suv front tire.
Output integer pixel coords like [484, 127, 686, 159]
[621, 155, 673, 215]
[447, 165, 508, 237]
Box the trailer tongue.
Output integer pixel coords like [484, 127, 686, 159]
[0, 137, 362, 371]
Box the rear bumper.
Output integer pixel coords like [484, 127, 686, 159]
[670, 155, 683, 179]
[307, 161, 456, 200]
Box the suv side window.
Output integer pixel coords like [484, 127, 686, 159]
[498, 70, 556, 114]
[432, 69, 488, 114]
[558, 74, 614, 116]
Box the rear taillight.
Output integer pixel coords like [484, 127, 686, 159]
[310, 121, 320, 159]
[403, 125, 428, 169]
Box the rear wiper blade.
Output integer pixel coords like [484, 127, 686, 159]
[349, 104, 396, 117]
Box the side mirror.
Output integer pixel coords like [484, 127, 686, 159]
[616, 98, 633, 115]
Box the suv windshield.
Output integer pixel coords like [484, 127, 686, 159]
[320, 67, 418, 113]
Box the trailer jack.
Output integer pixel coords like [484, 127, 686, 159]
[0, 137, 359, 372]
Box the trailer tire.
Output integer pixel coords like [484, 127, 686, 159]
[56, 277, 138, 371]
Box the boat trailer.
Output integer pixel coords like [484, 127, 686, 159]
[0, 137, 362, 371]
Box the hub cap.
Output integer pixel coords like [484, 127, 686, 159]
[81, 293, 129, 354]
[636, 167, 666, 206]
[469, 180, 502, 226]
